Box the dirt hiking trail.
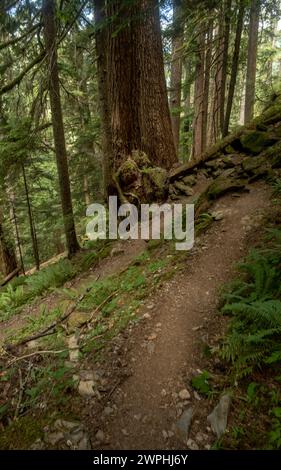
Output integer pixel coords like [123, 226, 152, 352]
[83, 182, 271, 450]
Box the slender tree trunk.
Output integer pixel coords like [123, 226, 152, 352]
[95, 0, 112, 200]
[0, 209, 17, 276]
[219, 0, 232, 134]
[169, 0, 184, 154]
[223, 1, 245, 136]
[83, 176, 91, 207]
[211, 24, 223, 144]
[96, 0, 177, 189]
[9, 193, 25, 274]
[22, 163, 40, 271]
[42, 0, 79, 256]
[244, 0, 260, 124]
[192, 30, 205, 160]
[202, 21, 213, 152]
[182, 58, 192, 158]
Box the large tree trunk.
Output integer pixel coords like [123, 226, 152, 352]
[244, 0, 260, 124]
[0, 210, 17, 276]
[96, 0, 177, 198]
[42, 0, 79, 257]
[223, 1, 245, 136]
[169, 0, 184, 155]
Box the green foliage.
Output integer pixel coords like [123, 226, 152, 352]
[272, 178, 281, 196]
[269, 407, 281, 449]
[191, 370, 212, 395]
[0, 259, 76, 322]
[195, 212, 213, 235]
[220, 228, 281, 378]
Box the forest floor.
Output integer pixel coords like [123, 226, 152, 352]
[0, 178, 274, 450]
[82, 181, 271, 450]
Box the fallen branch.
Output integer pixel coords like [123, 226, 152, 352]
[4, 275, 100, 351]
[81, 290, 119, 331]
[8, 349, 68, 366]
[0, 267, 20, 287]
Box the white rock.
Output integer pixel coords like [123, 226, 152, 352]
[186, 438, 199, 450]
[178, 389, 191, 400]
[78, 380, 95, 397]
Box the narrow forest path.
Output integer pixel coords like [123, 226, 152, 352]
[84, 182, 271, 450]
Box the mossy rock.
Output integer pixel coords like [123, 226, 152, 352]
[240, 131, 278, 155]
[117, 157, 140, 186]
[221, 156, 235, 168]
[256, 95, 281, 126]
[260, 141, 281, 168]
[174, 180, 194, 196]
[206, 175, 246, 200]
[141, 167, 168, 202]
[131, 150, 152, 169]
[68, 311, 92, 329]
[205, 159, 223, 170]
[249, 165, 272, 182]
[224, 144, 236, 154]
[241, 156, 266, 174]
[182, 174, 197, 186]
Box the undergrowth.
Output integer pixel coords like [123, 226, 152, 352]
[217, 187, 281, 449]
[0, 240, 113, 323]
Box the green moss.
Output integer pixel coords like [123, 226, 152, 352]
[225, 144, 236, 154]
[182, 174, 197, 186]
[222, 156, 236, 168]
[174, 180, 193, 196]
[242, 156, 266, 173]
[207, 176, 245, 200]
[0, 415, 46, 449]
[141, 167, 168, 201]
[240, 131, 277, 155]
[117, 157, 139, 185]
[131, 150, 152, 169]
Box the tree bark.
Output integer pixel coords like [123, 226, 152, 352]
[0, 209, 17, 276]
[219, 0, 232, 134]
[223, 1, 245, 136]
[95, 0, 112, 200]
[22, 163, 40, 271]
[96, 0, 177, 189]
[182, 58, 192, 158]
[169, 0, 184, 155]
[244, 0, 260, 124]
[192, 30, 205, 161]
[42, 0, 79, 257]
[202, 21, 213, 153]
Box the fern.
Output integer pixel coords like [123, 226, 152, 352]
[220, 228, 281, 378]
